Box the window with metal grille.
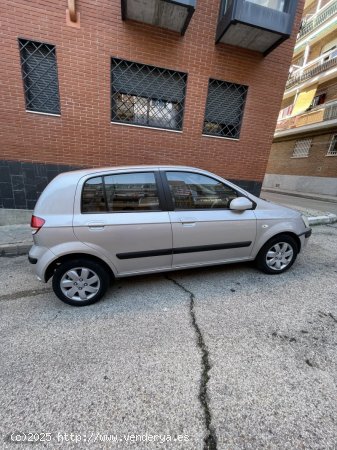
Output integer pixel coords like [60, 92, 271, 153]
[292, 139, 312, 158]
[19, 39, 60, 114]
[327, 135, 337, 156]
[203, 79, 248, 139]
[111, 58, 187, 131]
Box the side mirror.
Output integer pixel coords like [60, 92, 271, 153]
[230, 197, 253, 211]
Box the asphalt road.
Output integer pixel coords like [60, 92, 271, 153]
[261, 191, 337, 215]
[1, 225, 337, 449]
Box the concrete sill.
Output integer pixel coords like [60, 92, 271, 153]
[202, 134, 239, 142]
[110, 122, 183, 134]
[26, 110, 61, 117]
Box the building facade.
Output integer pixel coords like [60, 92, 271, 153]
[264, 0, 337, 196]
[0, 0, 302, 210]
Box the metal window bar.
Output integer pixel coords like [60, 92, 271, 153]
[327, 135, 337, 155]
[19, 39, 60, 114]
[292, 139, 312, 157]
[111, 58, 187, 131]
[203, 79, 248, 139]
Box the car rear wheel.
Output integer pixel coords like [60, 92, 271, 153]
[52, 259, 110, 306]
[256, 234, 298, 274]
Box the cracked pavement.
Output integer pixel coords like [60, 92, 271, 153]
[0, 224, 337, 449]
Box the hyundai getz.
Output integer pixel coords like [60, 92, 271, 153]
[28, 166, 312, 306]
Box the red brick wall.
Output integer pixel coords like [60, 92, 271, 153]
[0, 0, 304, 185]
[267, 133, 337, 177]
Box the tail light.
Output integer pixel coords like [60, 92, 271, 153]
[31, 215, 45, 235]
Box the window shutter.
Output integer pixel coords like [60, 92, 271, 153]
[204, 79, 248, 139]
[111, 59, 186, 103]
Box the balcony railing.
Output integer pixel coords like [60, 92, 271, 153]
[275, 100, 337, 132]
[324, 100, 337, 120]
[298, 0, 337, 40]
[286, 49, 337, 89]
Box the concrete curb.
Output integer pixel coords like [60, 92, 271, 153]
[262, 188, 337, 204]
[308, 214, 337, 226]
[0, 214, 336, 257]
[0, 243, 32, 257]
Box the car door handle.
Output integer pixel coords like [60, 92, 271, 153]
[179, 217, 197, 226]
[87, 222, 105, 230]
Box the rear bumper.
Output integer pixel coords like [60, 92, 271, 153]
[28, 245, 55, 282]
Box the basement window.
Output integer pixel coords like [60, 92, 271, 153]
[203, 79, 248, 139]
[19, 39, 60, 115]
[111, 58, 187, 131]
[327, 135, 337, 156]
[292, 139, 312, 158]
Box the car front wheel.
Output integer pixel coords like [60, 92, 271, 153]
[256, 234, 298, 274]
[52, 259, 110, 306]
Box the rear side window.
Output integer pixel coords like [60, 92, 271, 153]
[166, 171, 238, 210]
[82, 177, 106, 213]
[82, 172, 160, 213]
[104, 172, 159, 211]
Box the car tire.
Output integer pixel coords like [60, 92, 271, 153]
[256, 234, 298, 275]
[52, 258, 110, 306]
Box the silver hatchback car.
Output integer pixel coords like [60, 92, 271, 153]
[28, 165, 311, 306]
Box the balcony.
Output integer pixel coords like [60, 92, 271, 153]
[121, 0, 196, 35]
[275, 100, 337, 136]
[216, 0, 298, 55]
[286, 48, 337, 89]
[324, 100, 337, 120]
[298, 0, 337, 41]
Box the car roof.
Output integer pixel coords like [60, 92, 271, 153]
[54, 165, 213, 179]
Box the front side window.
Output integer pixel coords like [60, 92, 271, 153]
[111, 58, 187, 131]
[19, 39, 60, 114]
[166, 172, 238, 210]
[203, 79, 248, 139]
[82, 172, 160, 213]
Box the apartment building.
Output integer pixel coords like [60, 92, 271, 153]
[264, 0, 337, 196]
[0, 0, 302, 209]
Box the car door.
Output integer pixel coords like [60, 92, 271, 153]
[162, 170, 257, 268]
[73, 170, 173, 275]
